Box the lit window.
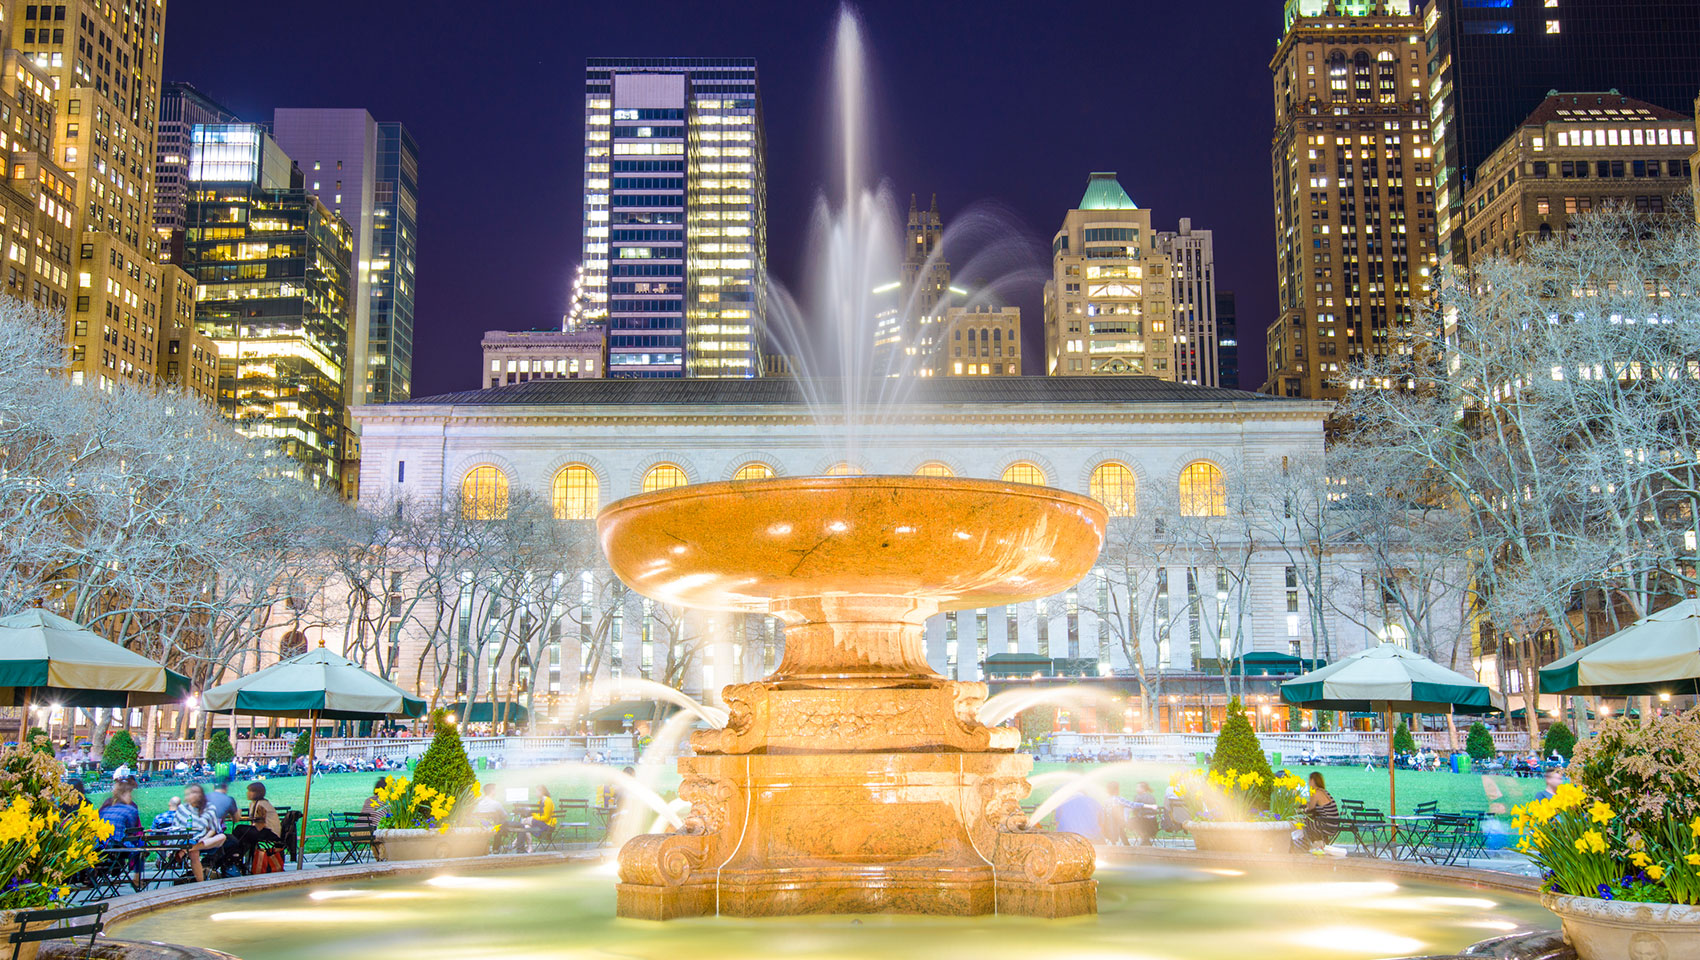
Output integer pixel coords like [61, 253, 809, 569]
[552, 464, 599, 520]
[1178, 461, 1226, 517]
[461, 465, 508, 520]
[914, 461, 955, 477]
[1090, 462, 1137, 517]
[1001, 461, 1046, 486]
[825, 462, 865, 476]
[1545, 20, 1560, 33]
[642, 463, 688, 493]
[732, 461, 775, 481]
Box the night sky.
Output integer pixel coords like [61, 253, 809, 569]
[162, 0, 1284, 395]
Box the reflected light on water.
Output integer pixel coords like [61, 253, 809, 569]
[210, 909, 403, 925]
[1199, 868, 1246, 877]
[425, 875, 531, 891]
[1462, 919, 1520, 932]
[1286, 926, 1425, 955]
[1266, 881, 1399, 901]
[308, 889, 429, 902]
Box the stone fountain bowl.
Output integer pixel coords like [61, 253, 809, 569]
[597, 475, 1108, 619]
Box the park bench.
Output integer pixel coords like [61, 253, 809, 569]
[7, 902, 105, 960]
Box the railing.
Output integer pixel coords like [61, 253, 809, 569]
[142, 734, 639, 766]
[1046, 730, 1530, 759]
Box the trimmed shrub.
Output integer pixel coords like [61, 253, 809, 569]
[291, 730, 311, 759]
[205, 729, 235, 765]
[412, 710, 477, 804]
[1465, 722, 1496, 762]
[1209, 697, 1274, 803]
[102, 730, 138, 771]
[1392, 720, 1417, 755]
[1542, 721, 1577, 761]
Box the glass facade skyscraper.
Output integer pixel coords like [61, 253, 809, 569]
[1423, 0, 1700, 269]
[581, 58, 766, 378]
[183, 123, 354, 490]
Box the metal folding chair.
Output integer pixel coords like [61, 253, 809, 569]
[8, 902, 106, 960]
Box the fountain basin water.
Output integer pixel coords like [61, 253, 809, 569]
[597, 476, 1107, 919]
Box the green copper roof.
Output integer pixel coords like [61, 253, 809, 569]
[1078, 172, 1137, 211]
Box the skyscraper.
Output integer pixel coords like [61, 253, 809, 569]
[580, 58, 766, 378]
[156, 82, 240, 262]
[0, 51, 73, 318]
[1214, 291, 1239, 390]
[1423, 0, 1700, 272]
[1043, 172, 1173, 379]
[10, 1, 168, 392]
[1153, 218, 1218, 387]
[1266, 1, 1437, 400]
[272, 109, 419, 405]
[872, 194, 951, 377]
[182, 123, 354, 490]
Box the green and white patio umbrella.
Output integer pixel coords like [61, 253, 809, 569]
[202, 645, 426, 863]
[1540, 599, 1700, 698]
[0, 608, 191, 741]
[1281, 642, 1503, 815]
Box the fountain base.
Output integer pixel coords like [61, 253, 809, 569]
[616, 752, 1096, 919]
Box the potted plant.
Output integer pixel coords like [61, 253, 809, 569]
[1179, 699, 1302, 855]
[1512, 708, 1700, 960]
[373, 712, 490, 861]
[0, 741, 116, 960]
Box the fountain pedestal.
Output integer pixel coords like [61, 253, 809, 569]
[599, 477, 1105, 919]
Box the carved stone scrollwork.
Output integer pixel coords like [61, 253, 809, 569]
[677, 773, 735, 836]
[690, 683, 757, 755]
[994, 829, 1096, 885]
[979, 775, 1033, 833]
[617, 830, 717, 888]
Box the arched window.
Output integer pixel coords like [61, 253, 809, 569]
[825, 462, 865, 476]
[1090, 462, 1137, 517]
[642, 463, 688, 493]
[732, 461, 775, 481]
[461, 465, 508, 520]
[552, 464, 599, 520]
[1001, 461, 1046, 486]
[1178, 461, 1227, 517]
[914, 461, 955, 478]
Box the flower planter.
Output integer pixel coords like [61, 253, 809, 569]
[373, 827, 492, 862]
[0, 916, 39, 960]
[1542, 892, 1700, 960]
[1184, 819, 1297, 856]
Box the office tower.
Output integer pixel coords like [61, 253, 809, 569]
[1266, 1, 1436, 400]
[1042, 172, 1173, 379]
[1215, 291, 1239, 390]
[872, 194, 951, 375]
[481, 328, 607, 387]
[155, 261, 215, 402]
[10, 1, 168, 392]
[272, 109, 418, 405]
[1153, 218, 1218, 386]
[156, 82, 239, 262]
[182, 124, 354, 490]
[0, 51, 73, 317]
[1462, 93, 1693, 263]
[933, 304, 1019, 377]
[1424, 0, 1700, 273]
[581, 58, 766, 378]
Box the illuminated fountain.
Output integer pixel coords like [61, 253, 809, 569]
[600, 475, 1105, 918]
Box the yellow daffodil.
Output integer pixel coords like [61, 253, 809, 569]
[1588, 801, 1616, 825]
[1631, 852, 1652, 868]
[1574, 830, 1607, 855]
[1647, 864, 1666, 881]
[1690, 816, 1700, 839]
[1685, 853, 1700, 867]
[471, 782, 482, 797]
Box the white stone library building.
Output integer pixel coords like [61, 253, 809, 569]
[350, 377, 1435, 727]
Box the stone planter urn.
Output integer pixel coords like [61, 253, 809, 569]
[1542, 892, 1700, 960]
[374, 827, 492, 862]
[0, 913, 39, 960]
[1185, 819, 1296, 856]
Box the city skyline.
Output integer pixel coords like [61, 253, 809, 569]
[161, 0, 1288, 393]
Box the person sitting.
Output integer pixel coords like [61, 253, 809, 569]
[1533, 767, 1565, 801]
[152, 797, 182, 831]
[172, 784, 228, 883]
[1294, 772, 1340, 852]
[1099, 782, 1128, 846]
[97, 781, 144, 890]
[519, 786, 557, 851]
[361, 776, 392, 829]
[230, 782, 283, 871]
[206, 781, 239, 831]
[1128, 781, 1161, 846]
